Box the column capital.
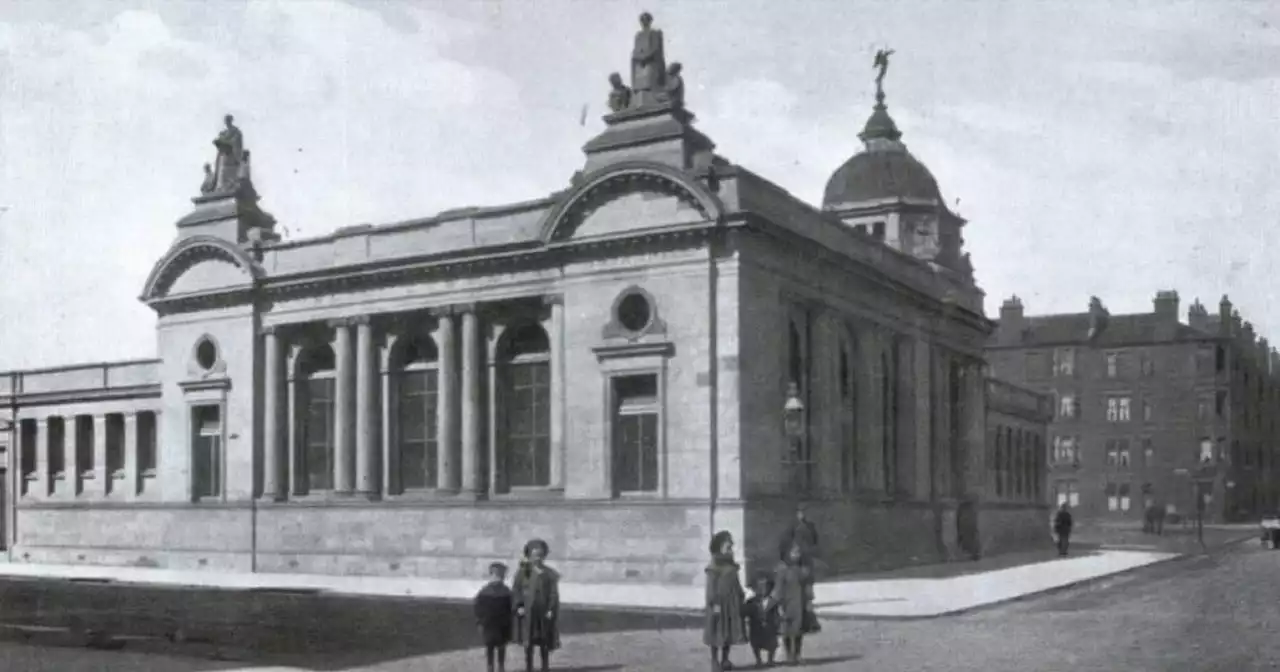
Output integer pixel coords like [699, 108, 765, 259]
[452, 302, 478, 315]
[542, 294, 564, 307]
[429, 305, 457, 319]
[261, 324, 287, 336]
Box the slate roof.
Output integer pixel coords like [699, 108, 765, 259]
[989, 311, 1218, 349]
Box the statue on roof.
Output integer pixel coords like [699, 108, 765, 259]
[607, 72, 632, 113]
[199, 163, 216, 195]
[873, 48, 895, 99]
[631, 12, 667, 106]
[657, 62, 684, 108]
[212, 114, 245, 193]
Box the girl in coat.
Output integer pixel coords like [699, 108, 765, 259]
[771, 542, 818, 665]
[704, 530, 747, 671]
[512, 538, 561, 672]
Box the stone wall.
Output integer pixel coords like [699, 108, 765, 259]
[12, 500, 732, 585]
[977, 504, 1053, 556]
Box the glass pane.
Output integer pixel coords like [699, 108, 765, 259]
[614, 416, 638, 493]
[401, 440, 427, 489]
[639, 414, 659, 492]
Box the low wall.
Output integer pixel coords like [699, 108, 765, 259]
[11, 500, 725, 585]
[978, 504, 1053, 556]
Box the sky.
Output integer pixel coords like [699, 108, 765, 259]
[0, 0, 1276, 370]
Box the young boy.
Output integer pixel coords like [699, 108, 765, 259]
[474, 562, 514, 672]
[743, 572, 779, 668]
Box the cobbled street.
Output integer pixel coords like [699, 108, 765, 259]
[0, 539, 1274, 671]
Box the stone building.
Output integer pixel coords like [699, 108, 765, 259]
[0, 16, 1048, 582]
[987, 292, 1280, 524]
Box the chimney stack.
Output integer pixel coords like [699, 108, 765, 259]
[1153, 290, 1179, 322]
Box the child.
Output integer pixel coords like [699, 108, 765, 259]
[743, 573, 779, 668]
[512, 538, 560, 672]
[771, 542, 818, 665]
[704, 530, 747, 672]
[474, 562, 514, 672]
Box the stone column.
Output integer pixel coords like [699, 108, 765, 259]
[434, 308, 459, 491]
[261, 327, 285, 501]
[34, 418, 48, 497]
[545, 295, 566, 491]
[123, 412, 139, 498]
[459, 305, 481, 497]
[912, 339, 934, 499]
[92, 415, 107, 495]
[355, 316, 380, 498]
[964, 362, 988, 500]
[332, 319, 355, 494]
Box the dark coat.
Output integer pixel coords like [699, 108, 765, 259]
[512, 563, 561, 650]
[473, 580, 514, 647]
[744, 594, 779, 652]
[702, 558, 747, 647]
[771, 562, 818, 638]
[1054, 509, 1074, 535]
[777, 519, 820, 561]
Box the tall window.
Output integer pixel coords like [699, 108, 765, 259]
[1106, 482, 1118, 511]
[499, 323, 551, 489]
[105, 414, 124, 492]
[19, 419, 35, 495]
[1105, 352, 1119, 378]
[1058, 394, 1077, 419]
[1013, 430, 1024, 498]
[1141, 437, 1154, 465]
[1199, 438, 1213, 464]
[1055, 480, 1079, 507]
[75, 415, 94, 486]
[137, 411, 158, 479]
[396, 337, 440, 490]
[838, 341, 857, 492]
[612, 374, 659, 494]
[1053, 348, 1075, 377]
[1142, 399, 1152, 422]
[47, 417, 65, 481]
[1106, 396, 1131, 422]
[1139, 353, 1155, 376]
[191, 405, 222, 499]
[1118, 438, 1131, 467]
[297, 345, 336, 493]
[1032, 435, 1043, 500]
[1118, 482, 1132, 512]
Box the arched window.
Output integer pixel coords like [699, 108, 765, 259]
[499, 323, 551, 489]
[395, 336, 440, 490]
[1013, 429, 1024, 498]
[838, 337, 858, 492]
[297, 344, 336, 493]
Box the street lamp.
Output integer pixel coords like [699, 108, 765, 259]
[783, 382, 806, 494]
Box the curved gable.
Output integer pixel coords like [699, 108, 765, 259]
[140, 236, 262, 302]
[539, 161, 724, 244]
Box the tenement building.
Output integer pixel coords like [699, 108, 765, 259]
[0, 16, 1049, 583]
[988, 292, 1280, 524]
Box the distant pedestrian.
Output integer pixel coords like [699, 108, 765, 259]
[704, 530, 747, 672]
[772, 543, 819, 665]
[1053, 503, 1074, 557]
[743, 572, 779, 667]
[474, 562, 514, 672]
[513, 539, 560, 672]
[776, 503, 821, 575]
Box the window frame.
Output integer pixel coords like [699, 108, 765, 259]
[190, 403, 224, 502]
[393, 336, 442, 493]
[609, 372, 663, 497]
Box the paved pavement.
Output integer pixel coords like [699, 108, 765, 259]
[1, 539, 1277, 671]
[1, 530, 1242, 618]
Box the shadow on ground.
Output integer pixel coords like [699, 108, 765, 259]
[0, 577, 702, 670]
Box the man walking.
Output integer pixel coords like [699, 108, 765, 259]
[1053, 503, 1074, 557]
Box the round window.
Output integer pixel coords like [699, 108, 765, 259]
[616, 292, 652, 332]
[195, 339, 218, 371]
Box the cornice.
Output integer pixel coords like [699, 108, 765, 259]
[2, 384, 162, 408]
[178, 377, 232, 393]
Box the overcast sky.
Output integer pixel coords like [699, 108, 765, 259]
[0, 0, 1276, 370]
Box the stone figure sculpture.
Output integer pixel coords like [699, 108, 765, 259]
[630, 12, 666, 106]
[873, 48, 895, 98]
[607, 72, 632, 112]
[199, 163, 216, 195]
[213, 114, 244, 192]
[658, 62, 684, 107]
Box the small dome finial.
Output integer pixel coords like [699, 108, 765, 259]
[860, 48, 903, 145]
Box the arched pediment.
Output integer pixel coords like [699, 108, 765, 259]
[539, 161, 724, 244]
[140, 236, 262, 302]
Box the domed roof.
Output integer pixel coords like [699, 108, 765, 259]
[822, 94, 942, 208]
